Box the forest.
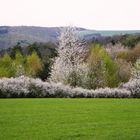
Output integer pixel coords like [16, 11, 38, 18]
[0, 27, 140, 98]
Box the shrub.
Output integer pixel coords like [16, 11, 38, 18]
[116, 44, 140, 63]
[115, 59, 131, 83]
[104, 43, 126, 59]
[0, 76, 131, 98]
[121, 35, 140, 48]
[122, 79, 140, 98]
[121, 58, 140, 97]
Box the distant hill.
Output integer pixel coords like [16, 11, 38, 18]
[78, 30, 140, 37]
[0, 26, 140, 50]
[0, 26, 61, 49]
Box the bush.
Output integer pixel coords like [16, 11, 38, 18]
[122, 79, 140, 98]
[116, 44, 140, 63]
[0, 76, 131, 98]
[121, 58, 140, 97]
[115, 59, 131, 83]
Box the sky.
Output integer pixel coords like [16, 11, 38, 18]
[0, 0, 140, 30]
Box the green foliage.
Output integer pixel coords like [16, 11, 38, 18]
[86, 44, 106, 89]
[86, 43, 120, 89]
[0, 51, 44, 78]
[25, 51, 43, 77]
[0, 42, 57, 79]
[36, 43, 57, 80]
[106, 35, 140, 48]
[37, 56, 51, 80]
[14, 51, 25, 65]
[27, 43, 42, 58]
[103, 53, 119, 87]
[121, 35, 140, 48]
[0, 54, 15, 77]
[9, 43, 23, 59]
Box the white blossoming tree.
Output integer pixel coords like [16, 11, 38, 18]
[122, 58, 140, 97]
[131, 58, 140, 79]
[50, 27, 87, 87]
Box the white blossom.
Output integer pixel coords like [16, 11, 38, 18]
[131, 58, 140, 79]
[0, 76, 131, 98]
[122, 78, 140, 97]
[50, 27, 87, 87]
[104, 43, 126, 59]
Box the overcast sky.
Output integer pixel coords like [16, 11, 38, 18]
[0, 0, 140, 30]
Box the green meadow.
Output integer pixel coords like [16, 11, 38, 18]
[0, 99, 140, 140]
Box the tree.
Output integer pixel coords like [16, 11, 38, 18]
[86, 44, 107, 89]
[104, 43, 126, 59]
[0, 54, 15, 77]
[86, 44, 120, 89]
[131, 58, 140, 79]
[14, 51, 25, 77]
[50, 27, 87, 87]
[10, 42, 23, 58]
[25, 51, 43, 77]
[103, 53, 119, 87]
[115, 59, 131, 83]
[121, 35, 140, 48]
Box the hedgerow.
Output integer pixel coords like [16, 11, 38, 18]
[0, 76, 131, 98]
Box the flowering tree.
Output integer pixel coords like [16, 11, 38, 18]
[104, 43, 126, 59]
[131, 58, 140, 79]
[50, 27, 87, 87]
[122, 58, 140, 97]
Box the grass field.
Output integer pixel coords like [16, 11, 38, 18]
[0, 99, 140, 140]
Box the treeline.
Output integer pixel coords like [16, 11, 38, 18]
[0, 29, 140, 90]
[0, 42, 57, 80]
[0, 51, 43, 77]
[109, 34, 140, 48]
[95, 34, 140, 48]
[50, 27, 140, 89]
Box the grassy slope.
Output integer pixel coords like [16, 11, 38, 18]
[0, 99, 140, 140]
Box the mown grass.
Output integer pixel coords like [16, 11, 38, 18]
[0, 99, 140, 140]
